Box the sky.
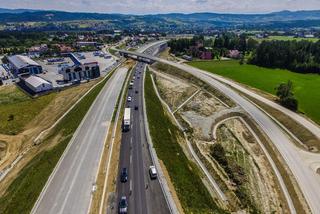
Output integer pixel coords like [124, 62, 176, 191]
[0, 0, 320, 14]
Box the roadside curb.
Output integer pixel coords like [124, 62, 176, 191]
[142, 67, 179, 214]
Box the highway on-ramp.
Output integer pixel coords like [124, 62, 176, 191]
[119, 49, 320, 214]
[32, 67, 128, 214]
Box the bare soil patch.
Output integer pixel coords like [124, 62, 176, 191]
[153, 71, 198, 110]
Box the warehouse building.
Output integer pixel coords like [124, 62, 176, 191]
[8, 55, 42, 76]
[24, 75, 53, 93]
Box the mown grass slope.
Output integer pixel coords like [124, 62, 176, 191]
[0, 85, 56, 135]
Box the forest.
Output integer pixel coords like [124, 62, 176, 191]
[249, 40, 320, 74]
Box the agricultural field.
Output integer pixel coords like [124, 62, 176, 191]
[188, 60, 320, 124]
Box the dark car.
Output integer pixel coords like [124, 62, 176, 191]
[134, 105, 138, 110]
[135, 90, 138, 94]
[118, 196, 128, 214]
[120, 168, 128, 182]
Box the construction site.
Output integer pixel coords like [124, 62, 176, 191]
[148, 61, 304, 213]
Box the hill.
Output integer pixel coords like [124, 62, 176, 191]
[1, 9, 320, 31]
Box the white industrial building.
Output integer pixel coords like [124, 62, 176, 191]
[24, 75, 53, 93]
[8, 55, 42, 76]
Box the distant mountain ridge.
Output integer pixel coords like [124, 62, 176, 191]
[1, 8, 320, 31]
[0, 8, 39, 14]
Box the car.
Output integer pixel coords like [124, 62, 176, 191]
[134, 105, 138, 110]
[135, 90, 138, 94]
[127, 96, 132, 102]
[149, 166, 157, 179]
[120, 168, 128, 182]
[137, 76, 140, 79]
[118, 196, 128, 214]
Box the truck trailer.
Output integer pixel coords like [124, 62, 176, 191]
[123, 108, 131, 132]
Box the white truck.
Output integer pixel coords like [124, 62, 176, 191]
[123, 108, 131, 132]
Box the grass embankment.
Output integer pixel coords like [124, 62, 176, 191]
[188, 60, 320, 125]
[0, 86, 56, 135]
[145, 71, 226, 214]
[0, 73, 113, 214]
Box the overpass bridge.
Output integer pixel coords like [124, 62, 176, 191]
[117, 41, 167, 64]
[118, 50, 156, 64]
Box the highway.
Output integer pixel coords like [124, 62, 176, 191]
[119, 49, 320, 214]
[114, 47, 170, 213]
[31, 67, 128, 214]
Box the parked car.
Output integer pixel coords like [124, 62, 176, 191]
[120, 168, 128, 182]
[149, 166, 157, 179]
[118, 196, 128, 214]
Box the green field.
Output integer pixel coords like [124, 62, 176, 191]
[0, 86, 56, 135]
[252, 35, 319, 42]
[188, 60, 320, 124]
[145, 71, 226, 214]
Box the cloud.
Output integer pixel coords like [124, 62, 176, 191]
[0, 0, 320, 14]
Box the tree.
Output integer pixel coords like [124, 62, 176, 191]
[276, 80, 294, 99]
[275, 80, 298, 111]
[247, 38, 259, 51]
[238, 34, 247, 53]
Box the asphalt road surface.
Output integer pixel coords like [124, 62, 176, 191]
[114, 61, 170, 214]
[31, 67, 128, 214]
[119, 50, 320, 214]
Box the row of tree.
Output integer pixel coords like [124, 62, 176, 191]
[249, 40, 320, 74]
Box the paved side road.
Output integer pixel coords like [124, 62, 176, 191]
[32, 67, 128, 214]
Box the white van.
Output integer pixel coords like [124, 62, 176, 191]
[149, 166, 157, 179]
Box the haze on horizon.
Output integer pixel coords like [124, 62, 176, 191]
[0, 0, 320, 15]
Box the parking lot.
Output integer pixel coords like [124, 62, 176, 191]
[1, 51, 117, 88]
[36, 51, 117, 88]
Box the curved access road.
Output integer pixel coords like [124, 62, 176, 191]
[183, 63, 320, 139]
[118, 50, 320, 214]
